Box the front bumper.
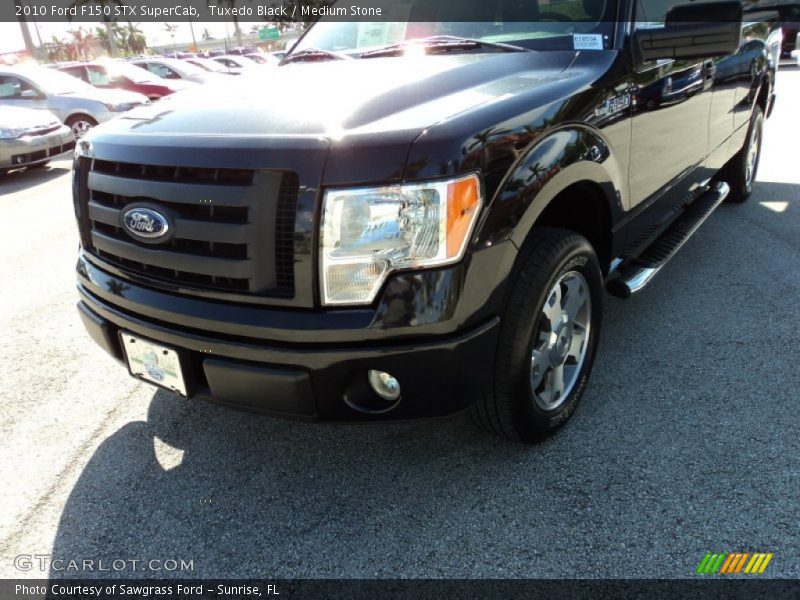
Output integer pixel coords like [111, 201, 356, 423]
[77, 252, 507, 422]
[0, 125, 74, 169]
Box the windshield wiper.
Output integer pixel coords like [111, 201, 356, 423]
[281, 48, 351, 65]
[360, 35, 532, 59]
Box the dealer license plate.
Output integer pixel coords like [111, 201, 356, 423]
[121, 332, 187, 396]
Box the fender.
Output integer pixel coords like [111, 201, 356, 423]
[475, 125, 627, 250]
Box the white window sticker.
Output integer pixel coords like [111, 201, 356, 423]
[573, 34, 604, 51]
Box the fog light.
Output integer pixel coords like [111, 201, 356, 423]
[368, 370, 401, 402]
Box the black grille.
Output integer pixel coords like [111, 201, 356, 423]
[275, 172, 299, 290]
[79, 159, 298, 297]
[92, 159, 255, 185]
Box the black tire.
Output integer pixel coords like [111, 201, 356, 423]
[724, 105, 764, 204]
[471, 227, 603, 443]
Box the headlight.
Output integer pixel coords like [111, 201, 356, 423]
[320, 173, 482, 306]
[104, 102, 139, 112]
[0, 127, 27, 139]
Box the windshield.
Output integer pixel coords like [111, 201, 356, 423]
[292, 0, 616, 55]
[190, 58, 227, 72]
[23, 68, 94, 94]
[159, 59, 203, 76]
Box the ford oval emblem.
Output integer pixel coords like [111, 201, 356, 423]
[122, 207, 169, 240]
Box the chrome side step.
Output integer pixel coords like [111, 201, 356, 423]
[607, 182, 730, 299]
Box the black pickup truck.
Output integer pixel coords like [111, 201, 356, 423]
[73, 0, 779, 443]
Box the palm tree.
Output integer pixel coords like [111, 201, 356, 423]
[46, 35, 69, 62]
[126, 23, 147, 55]
[111, 22, 128, 53]
[164, 23, 178, 51]
[94, 26, 109, 53]
[69, 1, 122, 56]
[67, 27, 90, 61]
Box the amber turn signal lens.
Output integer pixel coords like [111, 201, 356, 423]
[447, 175, 481, 259]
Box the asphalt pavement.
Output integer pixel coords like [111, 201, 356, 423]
[0, 68, 798, 580]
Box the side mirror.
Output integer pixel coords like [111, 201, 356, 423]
[633, 1, 742, 63]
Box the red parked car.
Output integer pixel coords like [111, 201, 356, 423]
[58, 61, 195, 101]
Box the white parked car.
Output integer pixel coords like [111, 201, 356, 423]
[0, 66, 148, 139]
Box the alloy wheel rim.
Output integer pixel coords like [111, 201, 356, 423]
[72, 121, 93, 139]
[530, 271, 592, 412]
[745, 123, 761, 189]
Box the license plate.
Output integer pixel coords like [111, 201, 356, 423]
[121, 332, 187, 396]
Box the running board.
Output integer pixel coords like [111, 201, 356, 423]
[607, 181, 730, 299]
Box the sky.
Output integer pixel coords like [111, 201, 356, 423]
[0, 21, 269, 54]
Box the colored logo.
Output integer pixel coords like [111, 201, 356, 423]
[697, 552, 773, 575]
[143, 350, 166, 382]
[122, 207, 169, 240]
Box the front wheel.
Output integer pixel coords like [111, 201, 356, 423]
[471, 227, 603, 443]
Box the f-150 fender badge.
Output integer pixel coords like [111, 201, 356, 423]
[595, 94, 632, 118]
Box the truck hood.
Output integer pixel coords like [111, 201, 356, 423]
[100, 51, 578, 140]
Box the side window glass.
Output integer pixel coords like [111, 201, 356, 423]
[0, 77, 18, 98]
[0, 76, 37, 98]
[146, 63, 164, 77]
[150, 64, 178, 79]
[87, 67, 110, 86]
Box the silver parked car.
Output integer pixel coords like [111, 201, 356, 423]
[0, 105, 74, 175]
[0, 66, 148, 139]
[129, 58, 226, 85]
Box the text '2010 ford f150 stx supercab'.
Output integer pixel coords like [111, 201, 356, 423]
[73, 0, 779, 443]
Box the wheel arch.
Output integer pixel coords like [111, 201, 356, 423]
[476, 125, 625, 274]
[65, 112, 98, 125]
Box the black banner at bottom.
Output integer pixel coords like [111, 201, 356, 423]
[3, 579, 800, 600]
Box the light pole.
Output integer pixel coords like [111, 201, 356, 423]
[188, 18, 197, 51]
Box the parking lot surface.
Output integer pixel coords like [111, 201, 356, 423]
[1, 69, 798, 580]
